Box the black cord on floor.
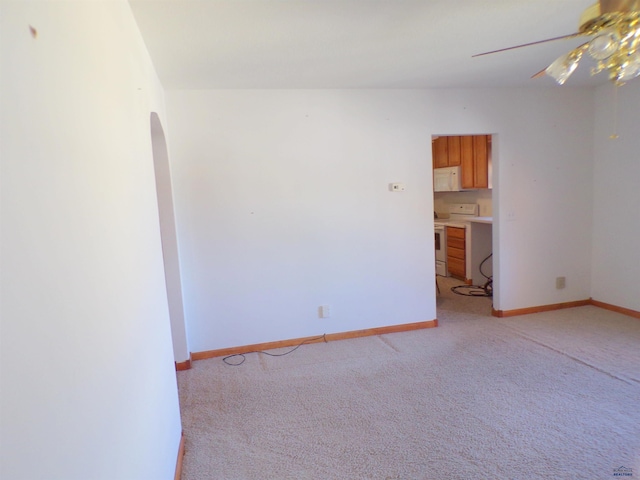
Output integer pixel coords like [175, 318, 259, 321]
[223, 333, 328, 366]
[451, 253, 493, 297]
[451, 282, 492, 297]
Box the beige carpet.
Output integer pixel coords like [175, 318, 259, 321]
[178, 278, 640, 479]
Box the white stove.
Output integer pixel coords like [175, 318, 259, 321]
[435, 203, 479, 226]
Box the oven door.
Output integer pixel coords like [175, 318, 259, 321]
[435, 225, 446, 263]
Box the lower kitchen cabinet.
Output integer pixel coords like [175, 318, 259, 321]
[446, 226, 466, 279]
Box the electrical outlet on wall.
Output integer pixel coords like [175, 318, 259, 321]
[318, 305, 331, 318]
[556, 276, 566, 289]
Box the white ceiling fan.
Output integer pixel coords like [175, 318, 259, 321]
[474, 0, 640, 85]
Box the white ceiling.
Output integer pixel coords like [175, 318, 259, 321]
[128, 0, 606, 89]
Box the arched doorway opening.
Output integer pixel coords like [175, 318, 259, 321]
[150, 112, 190, 366]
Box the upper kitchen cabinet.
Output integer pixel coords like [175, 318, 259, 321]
[461, 135, 490, 189]
[432, 136, 462, 168]
[433, 134, 491, 189]
[432, 137, 448, 168]
[447, 136, 462, 167]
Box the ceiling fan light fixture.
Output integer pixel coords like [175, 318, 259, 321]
[615, 49, 640, 81]
[588, 29, 620, 59]
[579, 3, 640, 84]
[546, 49, 584, 84]
[473, 1, 640, 86]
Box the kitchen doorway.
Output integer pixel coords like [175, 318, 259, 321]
[432, 134, 496, 317]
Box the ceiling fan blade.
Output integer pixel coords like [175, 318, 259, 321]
[531, 42, 590, 85]
[531, 68, 547, 79]
[472, 32, 583, 57]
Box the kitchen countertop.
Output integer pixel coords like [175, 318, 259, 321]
[434, 219, 468, 228]
[469, 216, 493, 224]
[434, 216, 492, 227]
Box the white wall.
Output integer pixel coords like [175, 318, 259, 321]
[592, 81, 640, 311]
[0, 2, 182, 479]
[166, 88, 594, 352]
[166, 90, 436, 352]
[483, 90, 594, 311]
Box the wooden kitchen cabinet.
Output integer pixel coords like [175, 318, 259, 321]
[460, 135, 474, 183]
[446, 136, 461, 166]
[434, 134, 490, 189]
[446, 226, 466, 279]
[473, 135, 489, 188]
[432, 137, 449, 168]
[432, 136, 462, 168]
[461, 135, 489, 189]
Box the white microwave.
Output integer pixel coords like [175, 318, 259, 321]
[433, 166, 462, 192]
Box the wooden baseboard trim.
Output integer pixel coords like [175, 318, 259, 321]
[174, 432, 185, 480]
[492, 298, 640, 319]
[175, 354, 192, 371]
[325, 319, 439, 342]
[192, 319, 438, 361]
[492, 299, 591, 318]
[590, 299, 640, 319]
